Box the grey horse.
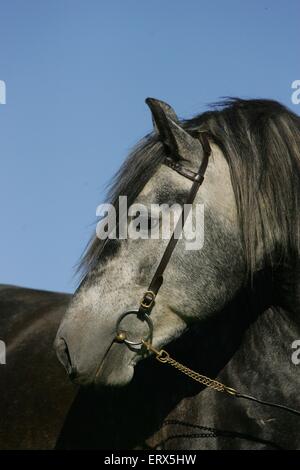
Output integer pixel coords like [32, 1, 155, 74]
[55, 97, 300, 449]
[1, 97, 300, 449]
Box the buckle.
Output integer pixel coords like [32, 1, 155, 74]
[140, 290, 156, 309]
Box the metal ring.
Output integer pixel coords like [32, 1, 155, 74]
[115, 309, 153, 347]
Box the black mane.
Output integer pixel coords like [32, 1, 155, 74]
[79, 98, 300, 280]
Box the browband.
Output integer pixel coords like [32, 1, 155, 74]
[163, 132, 211, 182]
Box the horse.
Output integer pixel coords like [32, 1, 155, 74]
[1, 97, 300, 449]
[0, 284, 76, 449]
[55, 97, 300, 449]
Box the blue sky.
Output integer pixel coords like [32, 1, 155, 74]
[0, 0, 299, 293]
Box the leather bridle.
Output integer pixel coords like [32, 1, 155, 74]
[115, 131, 211, 347]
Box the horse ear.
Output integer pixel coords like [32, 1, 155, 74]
[145, 97, 204, 164]
[145, 98, 180, 131]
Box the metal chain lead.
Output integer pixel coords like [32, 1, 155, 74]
[142, 341, 237, 396]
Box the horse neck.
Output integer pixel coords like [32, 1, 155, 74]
[164, 267, 300, 409]
[216, 266, 300, 424]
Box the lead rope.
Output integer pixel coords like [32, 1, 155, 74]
[142, 340, 300, 417]
[142, 340, 237, 395]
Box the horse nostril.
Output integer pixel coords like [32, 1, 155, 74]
[55, 337, 76, 377]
